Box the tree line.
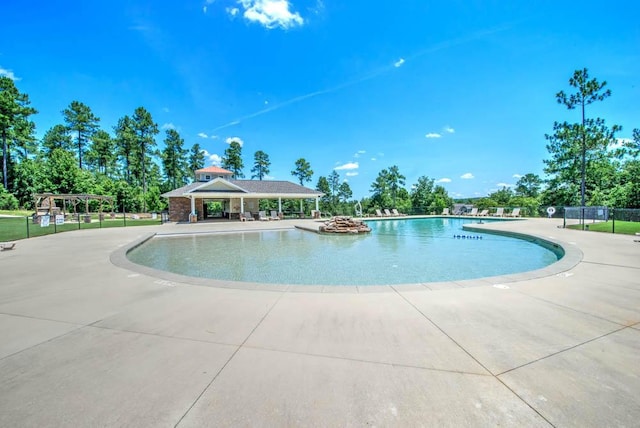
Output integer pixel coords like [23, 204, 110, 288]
[1, 68, 639, 215]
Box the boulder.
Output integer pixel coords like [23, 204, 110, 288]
[319, 216, 371, 234]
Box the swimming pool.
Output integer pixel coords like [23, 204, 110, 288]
[126, 218, 563, 286]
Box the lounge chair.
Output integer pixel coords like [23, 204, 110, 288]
[375, 209, 384, 217]
[258, 211, 269, 221]
[492, 208, 504, 217]
[0, 242, 16, 251]
[478, 209, 489, 217]
[384, 209, 392, 217]
[507, 208, 521, 217]
[241, 212, 255, 221]
[391, 209, 406, 216]
[441, 208, 450, 215]
[467, 207, 478, 216]
[270, 210, 280, 220]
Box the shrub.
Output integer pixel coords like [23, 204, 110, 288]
[0, 185, 19, 210]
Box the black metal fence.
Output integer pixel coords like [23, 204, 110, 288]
[562, 206, 640, 233]
[0, 211, 168, 242]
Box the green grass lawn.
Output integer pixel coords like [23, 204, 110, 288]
[0, 214, 162, 242]
[567, 220, 640, 235]
[0, 209, 34, 217]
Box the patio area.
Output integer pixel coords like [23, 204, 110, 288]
[0, 218, 638, 426]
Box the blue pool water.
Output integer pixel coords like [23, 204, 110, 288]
[127, 218, 561, 286]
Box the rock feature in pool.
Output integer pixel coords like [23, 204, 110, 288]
[319, 216, 371, 234]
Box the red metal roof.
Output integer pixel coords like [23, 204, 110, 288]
[195, 166, 233, 174]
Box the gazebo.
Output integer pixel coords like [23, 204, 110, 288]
[33, 193, 115, 220]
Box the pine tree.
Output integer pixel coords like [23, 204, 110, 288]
[291, 158, 313, 186]
[131, 107, 158, 212]
[0, 77, 37, 189]
[188, 143, 205, 179]
[114, 115, 136, 183]
[42, 124, 73, 157]
[62, 100, 100, 169]
[553, 68, 619, 207]
[251, 150, 270, 180]
[86, 129, 115, 175]
[222, 140, 244, 178]
[161, 129, 188, 189]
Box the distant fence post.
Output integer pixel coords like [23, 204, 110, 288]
[612, 208, 615, 234]
[26, 216, 30, 239]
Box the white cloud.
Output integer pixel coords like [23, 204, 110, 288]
[226, 136, 244, 147]
[437, 178, 451, 183]
[203, 0, 215, 13]
[353, 150, 366, 158]
[394, 58, 405, 68]
[444, 126, 455, 134]
[460, 173, 474, 179]
[161, 123, 176, 130]
[371, 157, 377, 161]
[496, 182, 514, 188]
[209, 154, 223, 166]
[425, 133, 442, 139]
[0, 67, 19, 81]
[227, 7, 240, 16]
[236, 0, 304, 29]
[198, 132, 209, 139]
[346, 172, 359, 177]
[613, 137, 632, 149]
[512, 174, 523, 179]
[334, 162, 359, 171]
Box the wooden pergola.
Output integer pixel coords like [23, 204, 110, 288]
[34, 193, 114, 216]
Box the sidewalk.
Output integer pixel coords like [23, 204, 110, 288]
[0, 218, 638, 426]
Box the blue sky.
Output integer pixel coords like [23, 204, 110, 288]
[1, 1, 638, 198]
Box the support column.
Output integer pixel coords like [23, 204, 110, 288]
[315, 198, 319, 211]
[278, 198, 282, 213]
[189, 196, 197, 223]
[240, 197, 244, 213]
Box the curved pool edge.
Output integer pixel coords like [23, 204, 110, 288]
[110, 220, 583, 294]
[461, 223, 583, 281]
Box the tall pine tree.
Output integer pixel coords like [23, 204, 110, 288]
[222, 139, 244, 178]
[251, 150, 270, 180]
[0, 77, 36, 189]
[161, 129, 188, 189]
[131, 107, 158, 212]
[62, 100, 100, 169]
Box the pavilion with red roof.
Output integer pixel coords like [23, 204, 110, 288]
[162, 166, 323, 222]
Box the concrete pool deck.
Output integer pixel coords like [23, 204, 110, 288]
[0, 217, 638, 426]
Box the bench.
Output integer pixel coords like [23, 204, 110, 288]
[1, 242, 16, 251]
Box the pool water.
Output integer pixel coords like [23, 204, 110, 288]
[127, 218, 562, 286]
